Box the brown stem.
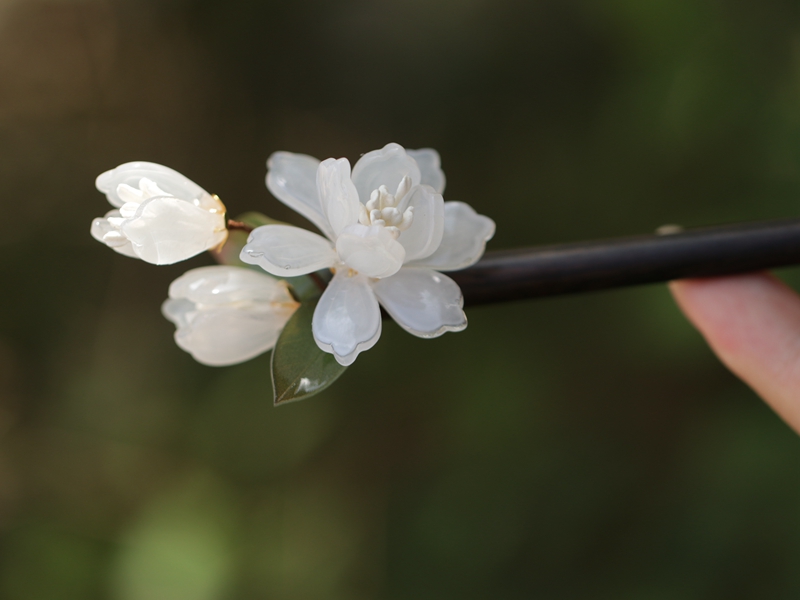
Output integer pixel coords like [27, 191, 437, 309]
[227, 219, 254, 234]
[308, 271, 328, 292]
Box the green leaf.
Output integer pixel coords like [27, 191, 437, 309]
[236, 211, 285, 229]
[271, 297, 346, 406]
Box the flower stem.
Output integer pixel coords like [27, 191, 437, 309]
[308, 271, 328, 293]
[451, 217, 800, 307]
[227, 219, 254, 234]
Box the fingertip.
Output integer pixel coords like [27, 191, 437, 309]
[668, 274, 779, 356]
[669, 273, 800, 431]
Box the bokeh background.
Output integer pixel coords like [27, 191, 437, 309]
[2, 0, 800, 598]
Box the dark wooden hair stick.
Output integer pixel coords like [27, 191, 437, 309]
[451, 217, 800, 306]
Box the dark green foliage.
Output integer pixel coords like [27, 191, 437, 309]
[271, 298, 347, 405]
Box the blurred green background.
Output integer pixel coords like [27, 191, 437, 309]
[2, 0, 800, 598]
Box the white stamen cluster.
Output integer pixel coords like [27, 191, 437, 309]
[358, 174, 414, 238]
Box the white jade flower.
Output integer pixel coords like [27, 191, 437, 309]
[162, 266, 299, 366]
[240, 143, 495, 365]
[91, 162, 228, 265]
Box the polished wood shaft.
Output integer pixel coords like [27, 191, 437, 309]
[452, 218, 800, 306]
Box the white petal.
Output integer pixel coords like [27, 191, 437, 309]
[407, 201, 495, 271]
[90, 210, 137, 258]
[110, 241, 137, 258]
[312, 271, 382, 366]
[240, 225, 336, 277]
[121, 197, 228, 265]
[96, 162, 214, 209]
[170, 303, 296, 367]
[336, 224, 405, 279]
[90, 212, 117, 243]
[317, 158, 362, 238]
[372, 268, 467, 338]
[266, 152, 335, 239]
[396, 185, 444, 262]
[117, 184, 147, 206]
[162, 298, 195, 329]
[407, 148, 446, 193]
[351, 143, 421, 206]
[168, 265, 295, 305]
[118, 201, 141, 219]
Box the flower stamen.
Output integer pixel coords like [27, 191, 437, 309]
[358, 175, 415, 237]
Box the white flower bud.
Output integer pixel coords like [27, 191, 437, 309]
[91, 162, 228, 265]
[162, 266, 299, 366]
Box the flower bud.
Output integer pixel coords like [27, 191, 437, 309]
[91, 162, 228, 265]
[162, 266, 299, 366]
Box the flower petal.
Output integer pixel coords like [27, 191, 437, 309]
[162, 298, 194, 329]
[168, 265, 295, 305]
[120, 197, 228, 265]
[312, 271, 382, 365]
[396, 185, 444, 262]
[96, 162, 215, 209]
[407, 148, 446, 193]
[407, 201, 495, 271]
[317, 157, 362, 238]
[336, 224, 405, 278]
[169, 303, 295, 366]
[240, 224, 337, 277]
[266, 151, 335, 239]
[351, 143, 421, 205]
[372, 268, 467, 338]
[90, 210, 137, 257]
[90, 212, 118, 243]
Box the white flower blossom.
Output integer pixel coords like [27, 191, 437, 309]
[240, 143, 495, 365]
[162, 266, 299, 366]
[91, 162, 228, 265]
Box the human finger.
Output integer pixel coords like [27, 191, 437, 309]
[669, 273, 800, 433]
